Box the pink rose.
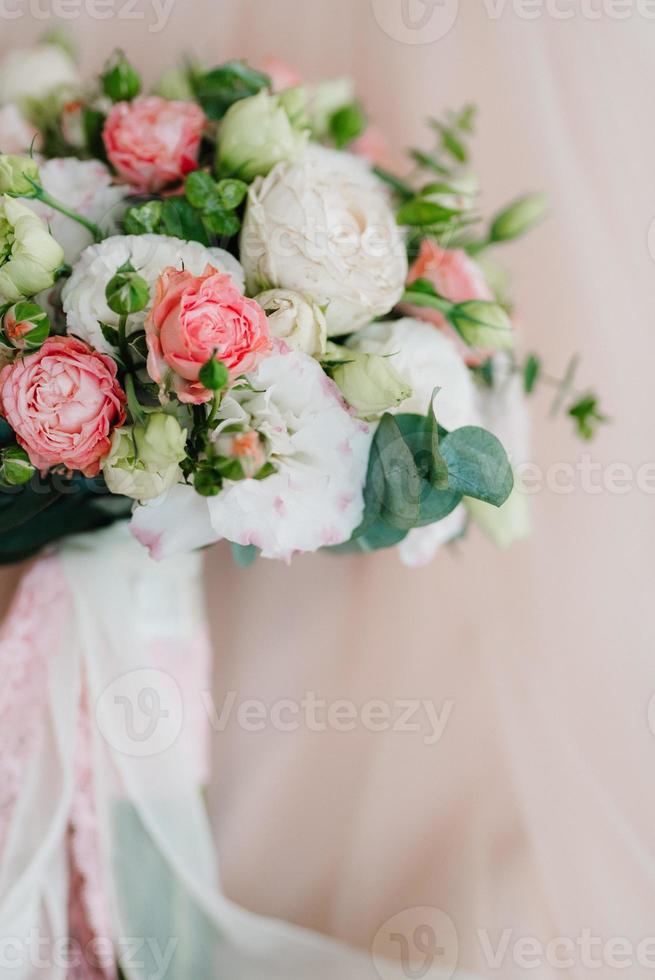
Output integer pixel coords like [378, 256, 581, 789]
[103, 96, 206, 192]
[0, 336, 126, 477]
[351, 125, 391, 167]
[146, 265, 272, 404]
[405, 239, 494, 365]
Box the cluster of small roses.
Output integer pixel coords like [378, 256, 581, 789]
[0, 42, 599, 566]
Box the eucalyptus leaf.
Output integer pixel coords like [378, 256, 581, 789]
[440, 426, 513, 506]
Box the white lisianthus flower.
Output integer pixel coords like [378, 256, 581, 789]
[305, 77, 355, 138]
[62, 234, 245, 355]
[0, 104, 39, 154]
[30, 159, 131, 265]
[131, 347, 372, 561]
[347, 317, 480, 431]
[0, 44, 80, 105]
[240, 145, 407, 337]
[255, 288, 327, 356]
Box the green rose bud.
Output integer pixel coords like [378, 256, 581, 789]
[278, 86, 309, 130]
[133, 413, 187, 470]
[155, 67, 195, 102]
[449, 300, 514, 352]
[0, 196, 64, 303]
[101, 51, 141, 102]
[490, 193, 548, 243]
[102, 414, 187, 501]
[216, 90, 309, 182]
[306, 77, 355, 139]
[199, 356, 229, 392]
[105, 262, 150, 315]
[0, 155, 40, 197]
[0, 445, 35, 486]
[3, 300, 50, 350]
[331, 350, 412, 417]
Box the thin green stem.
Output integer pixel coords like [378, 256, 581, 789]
[125, 374, 146, 427]
[32, 187, 104, 242]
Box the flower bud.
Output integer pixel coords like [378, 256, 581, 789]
[0, 154, 40, 197]
[490, 193, 548, 243]
[213, 428, 267, 480]
[0, 445, 34, 486]
[255, 288, 327, 357]
[216, 90, 308, 182]
[331, 350, 412, 417]
[199, 356, 229, 392]
[101, 51, 141, 102]
[2, 300, 50, 350]
[0, 196, 64, 303]
[105, 261, 150, 315]
[449, 300, 514, 351]
[102, 414, 186, 501]
[133, 413, 187, 470]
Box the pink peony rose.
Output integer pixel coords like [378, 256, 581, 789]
[260, 57, 302, 92]
[0, 336, 126, 476]
[103, 96, 206, 192]
[405, 239, 494, 365]
[146, 264, 272, 404]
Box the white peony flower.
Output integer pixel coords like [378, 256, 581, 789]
[240, 144, 407, 337]
[30, 159, 131, 265]
[62, 234, 245, 355]
[0, 104, 38, 153]
[0, 44, 80, 105]
[131, 347, 372, 562]
[255, 288, 327, 356]
[398, 505, 467, 568]
[347, 317, 481, 431]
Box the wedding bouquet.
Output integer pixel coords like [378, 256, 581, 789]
[0, 42, 605, 567]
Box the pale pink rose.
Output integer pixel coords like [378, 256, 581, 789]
[0, 103, 39, 153]
[103, 96, 206, 192]
[405, 238, 494, 365]
[146, 264, 272, 404]
[351, 125, 390, 167]
[260, 57, 302, 92]
[0, 336, 126, 476]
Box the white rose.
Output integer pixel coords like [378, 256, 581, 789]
[30, 159, 131, 265]
[255, 288, 327, 356]
[0, 104, 39, 154]
[240, 145, 407, 337]
[347, 317, 480, 431]
[131, 348, 372, 561]
[305, 77, 355, 138]
[62, 234, 245, 355]
[0, 44, 80, 105]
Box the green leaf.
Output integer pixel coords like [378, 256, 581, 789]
[371, 166, 413, 200]
[123, 200, 162, 236]
[160, 197, 209, 245]
[184, 171, 217, 209]
[192, 61, 270, 120]
[362, 413, 422, 531]
[329, 102, 367, 149]
[568, 393, 608, 441]
[201, 209, 241, 238]
[523, 353, 541, 394]
[215, 178, 248, 210]
[440, 426, 513, 506]
[426, 393, 450, 490]
[393, 414, 462, 526]
[83, 107, 107, 161]
[99, 322, 120, 348]
[231, 543, 259, 567]
[409, 149, 449, 176]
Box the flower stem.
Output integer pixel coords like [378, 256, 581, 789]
[32, 187, 104, 243]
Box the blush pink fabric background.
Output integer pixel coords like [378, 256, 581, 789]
[2, 2, 655, 976]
